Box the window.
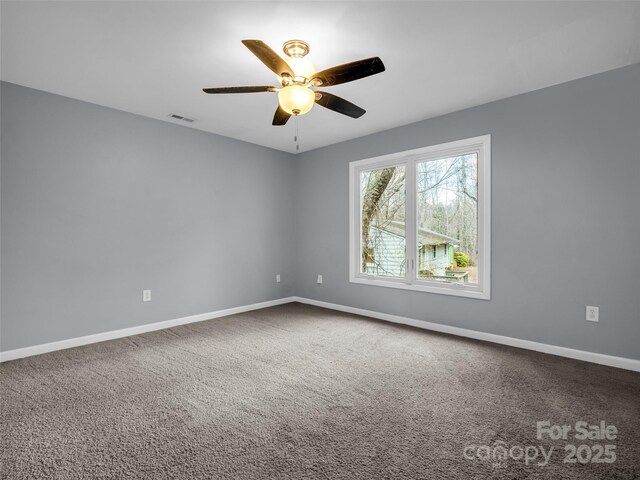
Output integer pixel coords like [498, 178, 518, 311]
[349, 135, 491, 299]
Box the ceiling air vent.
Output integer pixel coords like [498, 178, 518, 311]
[168, 113, 195, 123]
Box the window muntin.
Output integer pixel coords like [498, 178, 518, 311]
[349, 135, 490, 300]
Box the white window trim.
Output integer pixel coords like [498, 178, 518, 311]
[349, 135, 491, 300]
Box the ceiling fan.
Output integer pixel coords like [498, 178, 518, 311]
[203, 39, 385, 126]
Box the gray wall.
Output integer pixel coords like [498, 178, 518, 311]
[3, 64, 639, 360]
[294, 64, 640, 360]
[1, 81, 296, 351]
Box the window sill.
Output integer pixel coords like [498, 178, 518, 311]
[349, 275, 490, 300]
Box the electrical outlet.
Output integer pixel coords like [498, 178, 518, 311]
[276, 274, 281, 283]
[143, 290, 151, 302]
[317, 274, 323, 284]
[586, 306, 599, 322]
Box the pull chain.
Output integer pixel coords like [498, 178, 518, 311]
[294, 116, 300, 151]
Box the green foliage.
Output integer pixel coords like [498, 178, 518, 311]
[454, 252, 470, 267]
[418, 269, 434, 278]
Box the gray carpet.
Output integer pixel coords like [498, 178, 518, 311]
[1, 303, 639, 479]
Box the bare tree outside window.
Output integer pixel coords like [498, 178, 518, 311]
[360, 166, 405, 276]
[359, 154, 478, 283]
[417, 154, 478, 283]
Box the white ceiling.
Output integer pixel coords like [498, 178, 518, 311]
[2, 1, 639, 154]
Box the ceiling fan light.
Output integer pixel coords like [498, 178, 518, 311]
[278, 85, 315, 116]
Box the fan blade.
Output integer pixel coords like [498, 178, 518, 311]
[241, 40, 295, 78]
[315, 91, 366, 118]
[311, 57, 385, 87]
[203, 86, 277, 94]
[272, 106, 291, 126]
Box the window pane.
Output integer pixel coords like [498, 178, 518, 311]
[416, 154, 477, 284]
[360, 165, 406, 277]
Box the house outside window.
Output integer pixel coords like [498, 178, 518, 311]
[349, 135, 491, 300]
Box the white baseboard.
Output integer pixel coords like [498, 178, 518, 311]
[3, 295, 638, 373]
[0, 297, 297, 362]
[292, 296, 640, 373]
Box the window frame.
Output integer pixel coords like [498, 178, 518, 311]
[349, 135, 491, 300]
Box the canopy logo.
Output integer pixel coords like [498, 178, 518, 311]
[463, 420, 618, 467]
[536, 421, 617, 441]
